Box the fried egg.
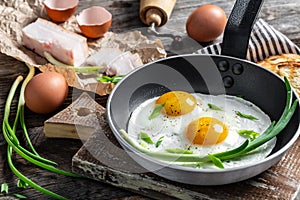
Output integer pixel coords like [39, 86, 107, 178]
[127, 91, 276, 169]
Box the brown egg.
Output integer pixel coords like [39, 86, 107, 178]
[44, 0, 78, 23]
[76, 6, 112, 38]
[186, 4, 227, 43]
[24, 72, 68, 114]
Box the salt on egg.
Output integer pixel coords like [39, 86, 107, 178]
[127, 91, 276, 169]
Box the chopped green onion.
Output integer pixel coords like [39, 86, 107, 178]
[17, 179, 29, 189]
[165, 148, 193, 154]
[238, 130, 260, 141]
[139, 132, 154, 144]
[1, 183, 8, 194]
[208, 103, 222, 111]
[208, 154, 224, 169]
[155, 136, 164, 148]
[111, 75, 124, 84]
[101, 76, 113, 81]
[140, 140, 148, 148]
[148, 103, 165, 120]
[97, 75, 124, 84]
[97, 77, 109, 82]
[236, 111, 258, 120]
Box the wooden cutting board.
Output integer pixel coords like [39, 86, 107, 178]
[66, 93, 300, 199]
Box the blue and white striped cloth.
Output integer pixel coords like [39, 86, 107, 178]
[196, 19, 300, 62]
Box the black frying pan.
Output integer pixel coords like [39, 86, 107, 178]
[106, 0, 300, 185]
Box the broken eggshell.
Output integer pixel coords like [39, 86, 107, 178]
[44, 0, 78, 23]
[76, 6, 112, 38]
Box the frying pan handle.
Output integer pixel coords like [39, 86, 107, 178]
[221, 0, 264, 59]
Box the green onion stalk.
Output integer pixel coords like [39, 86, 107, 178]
[44, 52, 104, 74]
[120, 77, 298, 168]
[44, 52, 124, 84]
[2, 64, 79, 199]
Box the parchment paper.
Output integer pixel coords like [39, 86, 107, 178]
[0, 0, 167, 96]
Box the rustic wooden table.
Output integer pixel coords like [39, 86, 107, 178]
[1, 0, 300, 199]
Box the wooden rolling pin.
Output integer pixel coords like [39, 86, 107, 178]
[140, 0, 177, 27]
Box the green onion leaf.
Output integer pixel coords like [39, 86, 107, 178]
[148, 103, 165, 120]
[1, 183, 8, 194]
[139, 132, 154, 144]
[2, 67, 78, 200]
[208, 154, 224, 168]
[212, 139, 250, 160]
[196, 163, 201, 168]
[112, 75, 125, 84]
[208, 103, 222, 111]
[155, 136, 164, 148]
[13, 194, 27, 199]
[102, 76, 113, 81]
[238, 130, 260, 141]
[17, 179, 29, 189]
[236, 111, 258, 120]
[97, 75, 124, 84]
[165, 148, 193, 154]
[97, 77, 109, 82]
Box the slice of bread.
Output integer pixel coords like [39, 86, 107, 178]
[257, 54, 300, 96]
[278, 63, 300, 95]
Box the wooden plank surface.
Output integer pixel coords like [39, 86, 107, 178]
[1, 0, 300, 199]
[72, 111, 300, 199]
[0, 54, 140, 200]
[87, 0, 300, 45]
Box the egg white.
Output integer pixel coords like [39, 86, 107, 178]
[127, 93, 276, 169]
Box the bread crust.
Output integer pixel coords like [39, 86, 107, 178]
[257, 54, 300, 95]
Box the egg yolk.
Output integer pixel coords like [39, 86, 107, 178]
[185, 117, 228, 145]
[156, 91, 197, 116]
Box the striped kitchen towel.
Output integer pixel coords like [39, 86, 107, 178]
[196, 18, 300, 62]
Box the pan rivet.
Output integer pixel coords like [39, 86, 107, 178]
[217, 60, 229, 72]
[223, 76, 234, 88]
[232, 63, 244, 75]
